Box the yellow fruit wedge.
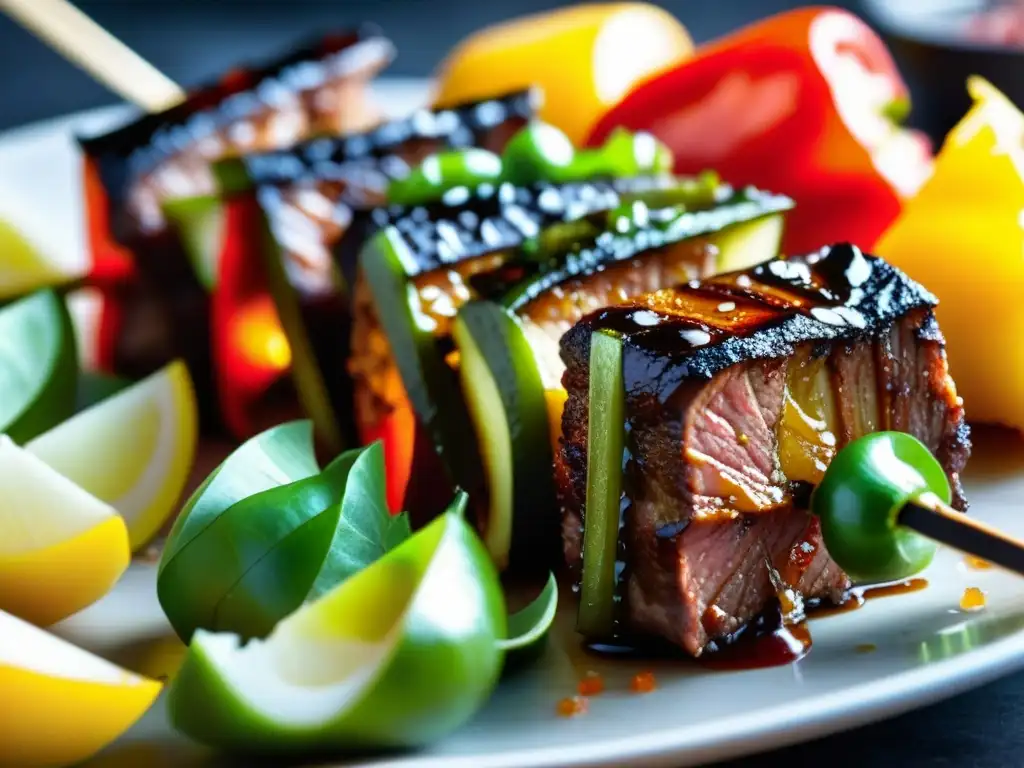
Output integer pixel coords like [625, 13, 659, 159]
[0, 609, 162, 767]
[0, 219, 71, 299]
[433, 3, 693, 143]
[0, 436, 130, 626]
[26, 360, 198, 551]
[874, 77, 1024, 432]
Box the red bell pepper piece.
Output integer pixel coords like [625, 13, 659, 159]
[587, 6, 933, 254]
[81, 157, 139, 372]
[358, 397, 416, 515]
[211, 197, 295, 440]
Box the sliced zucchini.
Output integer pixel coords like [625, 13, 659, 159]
[452, 304, 555, 572]
[354, 177, 727, 524]
[162, 195, 226, 291]
[359, 229, 485, 502]
[578, 330, 625, 639]
[714, 211, 786, 273]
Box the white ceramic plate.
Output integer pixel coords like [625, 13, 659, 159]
[3, 80, 1024, 768]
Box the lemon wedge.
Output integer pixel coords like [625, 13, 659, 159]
[0, 609, 162, 767]
[0, 436, 130, 626]
[26, 360, 199, 551]
[0, 219, 70, 299]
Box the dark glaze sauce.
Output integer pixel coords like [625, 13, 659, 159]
[700, 603, 813, 671]
[564, 243, 939, 401]
[583, 578, 929, 672]
[810, 578, 930, 618]
[705, 578, 929, 671]
[581, 599, 812, 670]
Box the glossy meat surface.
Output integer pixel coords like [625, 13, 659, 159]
[558, 244, 971, 655]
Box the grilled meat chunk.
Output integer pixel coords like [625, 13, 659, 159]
[558, 243, 970, 655]
[235, 90, 537, 446]
[78, 28, 394, 423]
[80, 28, 392, 247]
[353, 180, 789, 524]
[242, 88, 539, 288]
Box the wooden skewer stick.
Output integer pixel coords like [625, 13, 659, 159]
[900, 492, 1024, 577]
[0, 0, 184, 112]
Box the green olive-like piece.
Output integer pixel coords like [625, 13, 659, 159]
[388, 148, 504, 206]
[500, 121, 576, 185]
[812, 431, 949, 583]
[594, 127, 674, 177]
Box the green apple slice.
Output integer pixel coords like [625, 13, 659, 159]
[167, 505, 506, 753]
[162, 196, 225, 291]
[0, 289, 77, 443]
[158, 421, 407, 643]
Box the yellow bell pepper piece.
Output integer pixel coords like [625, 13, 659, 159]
[432, 3, 693, 145]
[874, 77, 1024, 432]
[0, 609, 162, 767]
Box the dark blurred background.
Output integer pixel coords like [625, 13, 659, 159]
[4, 0, 1018, 141]
[0, 0, 864, 131]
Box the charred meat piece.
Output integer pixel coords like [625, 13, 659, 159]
[450, 186, 792, 572]
[353, 176, 781, 521]
[231, 89, 538, 448]
[78, 28, 394, 423]
[558, 243, 970, 655]
[80, 28, 393, 250]
[234, 87, 539, 283]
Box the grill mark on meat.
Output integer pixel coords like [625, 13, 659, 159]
[558, 245, 971, 655]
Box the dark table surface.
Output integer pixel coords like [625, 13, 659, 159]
[1, 1, 1021, 766]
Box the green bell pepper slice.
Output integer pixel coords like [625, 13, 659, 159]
[578, 330, 626, 639]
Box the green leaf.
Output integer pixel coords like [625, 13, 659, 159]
[168, 510, 507, 753]
[209, 494, 341, 638]
[308, 442, 403, 599]
[159, 452, 348, 641]
[384, 512, 413, 552]
[196, 449, 363, 639]
[499, 572, 558, 671]
[160, 420, 319, 572]
[0, 289, 77, 443]
[158, 425, 409, 643]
